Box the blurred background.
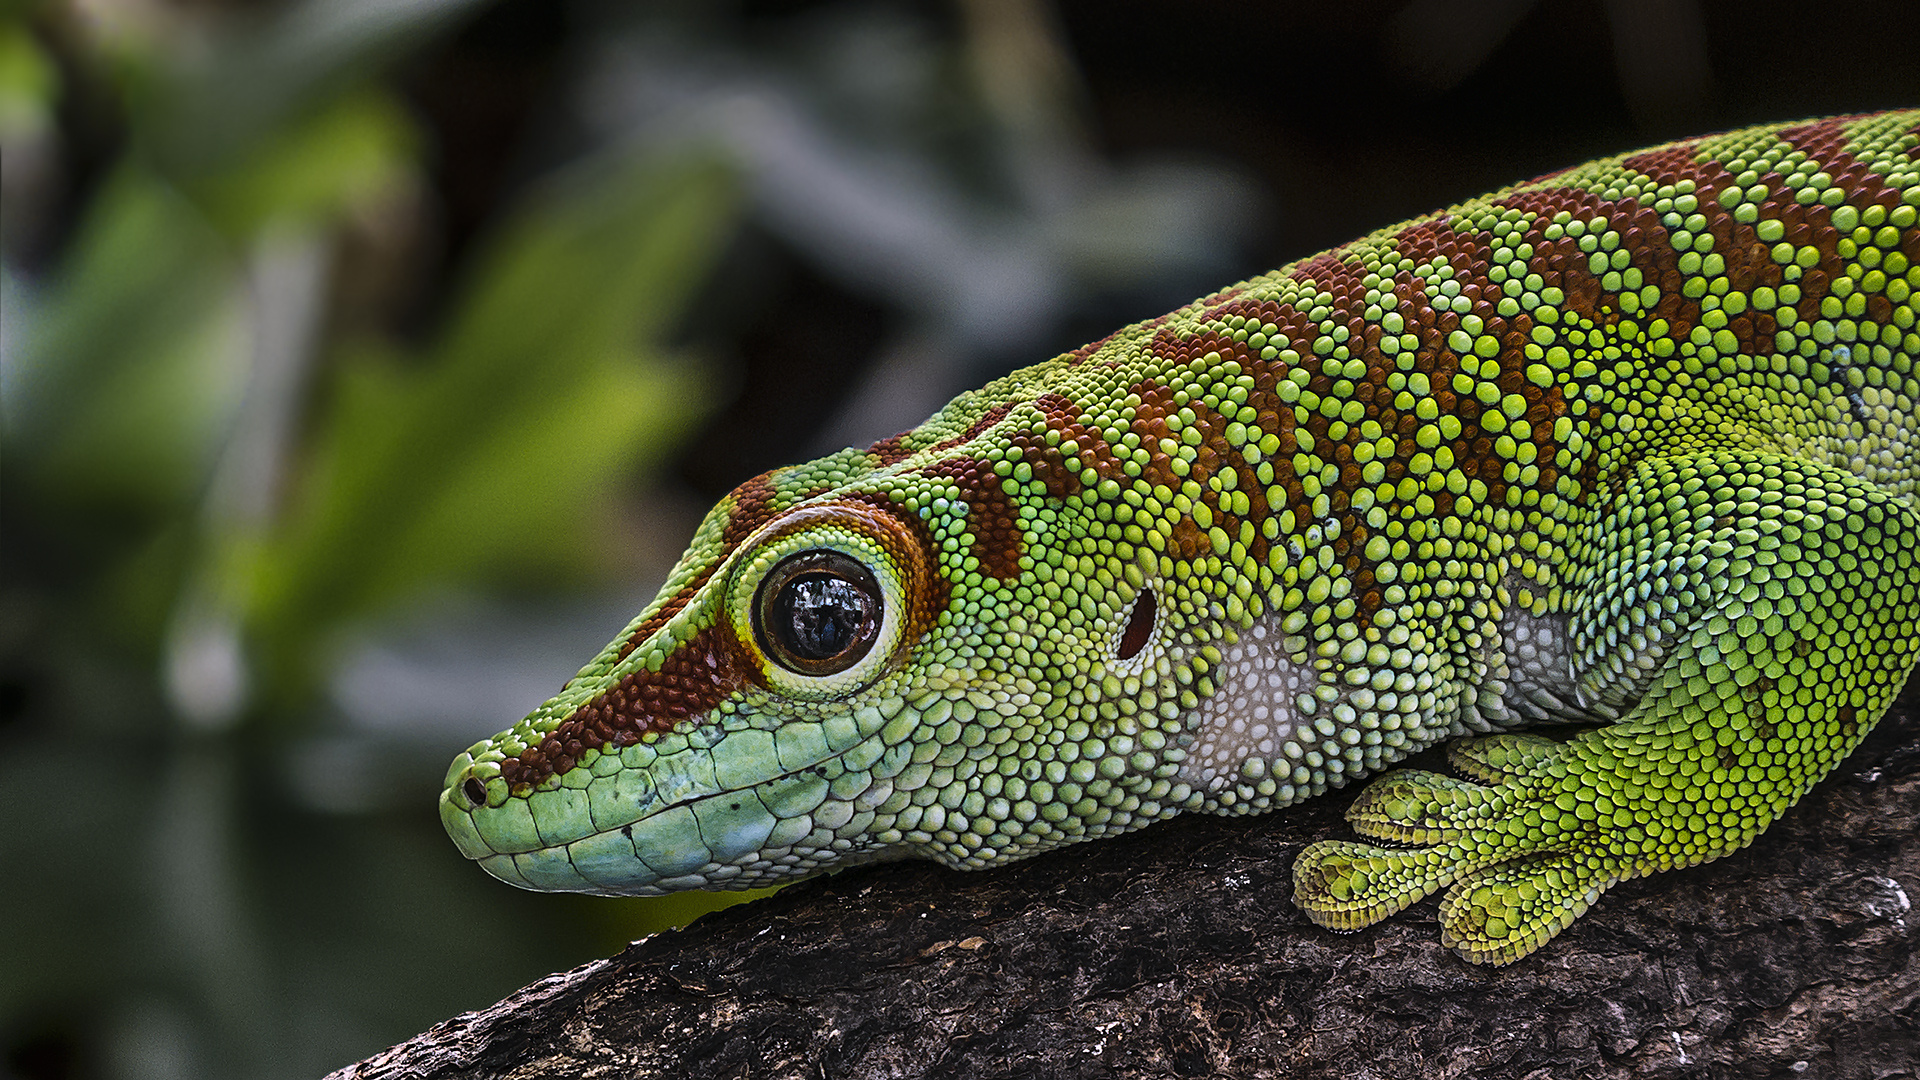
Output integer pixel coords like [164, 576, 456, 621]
[0, 0, 1913, 1076]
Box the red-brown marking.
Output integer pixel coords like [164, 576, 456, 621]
[867, 432, 915, 466]
[1780, 117, 1907, 214]
[612, 471, 790, 661]
[502, 625, 742, 791]
[869, 402, 1014, 466]
[1066, 329, 1123, 367]
[719, 471, 785, 548]
[1003, 392, 1129, 503]
[1773, 118, 1910, 331]
[925, 456, 1024, 580]
[515, 498, 949, 793]
[931, 402, 1013, 455]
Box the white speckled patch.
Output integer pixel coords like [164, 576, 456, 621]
[1178, 597, 1609, 815]
[1177, 617, 1316, 795]
[1475, 606, 1606, 727]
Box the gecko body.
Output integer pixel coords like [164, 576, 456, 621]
[443, 112, 1920, 963]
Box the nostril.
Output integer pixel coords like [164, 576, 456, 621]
[462, 777, 487, 806]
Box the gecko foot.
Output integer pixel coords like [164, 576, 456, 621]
[1291, 733, 1618, 965]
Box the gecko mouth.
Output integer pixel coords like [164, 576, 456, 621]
[445, 756, 845, 895]
[441, 692, 910, 894]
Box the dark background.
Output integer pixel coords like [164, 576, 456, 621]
[1, 1, 1914, 1077]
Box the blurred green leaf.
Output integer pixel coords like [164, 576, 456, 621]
[190, 86, 417, 235]
[3, 85, 422, 538]
[139, 0, 492, 180]
[0, 17, 58, 139]
[3, 164, 247, 527]
[248, 152, 739, 697]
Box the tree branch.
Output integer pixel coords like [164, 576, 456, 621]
[331, 684, 1920, 1079]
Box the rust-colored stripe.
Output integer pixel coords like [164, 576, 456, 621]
[611, 470, 793, 664]
[925, 455, 1023, 581]
[502, 625, 744, 792]
[514, 495, 950, 793]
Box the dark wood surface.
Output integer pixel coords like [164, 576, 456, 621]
[330, 681, 1920, 1079]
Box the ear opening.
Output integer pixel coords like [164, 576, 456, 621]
[1117, 587, 1156, 661]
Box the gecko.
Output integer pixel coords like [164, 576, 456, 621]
[441, 111, 1920, 964]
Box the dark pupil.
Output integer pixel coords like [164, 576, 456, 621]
[776, 573, 872, 660]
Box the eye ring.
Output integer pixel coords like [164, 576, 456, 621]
[752, 549, 885, 676]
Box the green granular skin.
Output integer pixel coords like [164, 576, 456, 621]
[442, 111, 1920, 965]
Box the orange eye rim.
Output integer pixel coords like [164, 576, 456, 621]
[726, 500, 944, 697]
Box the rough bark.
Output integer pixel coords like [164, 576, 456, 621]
[331, 683, 1920, 1080]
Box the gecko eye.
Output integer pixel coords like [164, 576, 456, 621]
[754, 550, 884, 676]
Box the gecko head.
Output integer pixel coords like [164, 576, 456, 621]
[438, 455, 949, 894]
[441, 370, 1203, 896]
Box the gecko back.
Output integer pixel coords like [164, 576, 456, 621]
[443, 110, 1920, 964]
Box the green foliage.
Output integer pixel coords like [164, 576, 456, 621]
[4, 89, 418, 530]
[0, 16, 57, 138]
[190, 87, 419, 235]
[2, 0, 738, 712]
[249, 152, 737, 696]
[1, 5, 751, 1066]
[6, 164, 246, 525]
